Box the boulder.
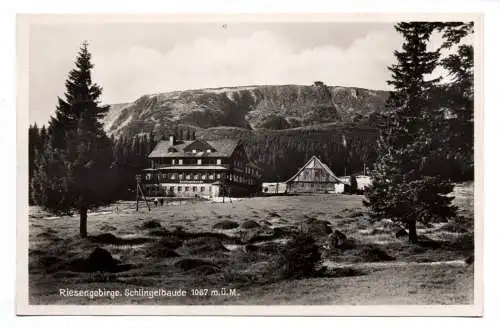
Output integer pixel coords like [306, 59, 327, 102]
[69, 247, 131, 273]
[213, 220, 239, 230]
[181, 237, 229, 255]
[239, 226, 275, 243]
[241, 220, 260, 229]
[300, 218, 332, 238]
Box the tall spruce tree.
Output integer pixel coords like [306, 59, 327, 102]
[31, 41, 115, 237]
[363, 22, 457, 243]
[435, 22, 474, 180]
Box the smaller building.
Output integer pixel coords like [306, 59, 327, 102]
[261, 182, 288, 195]
[285, 156, 345, 194]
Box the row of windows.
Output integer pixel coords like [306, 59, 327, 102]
[145, 173, 224, 181]
[167, 185, 212, 193]
[169, 158, 223, 165]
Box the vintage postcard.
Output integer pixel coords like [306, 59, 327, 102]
[17, 13, 483, 316]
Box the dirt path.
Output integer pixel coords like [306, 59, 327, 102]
[323, 259, 467, 270]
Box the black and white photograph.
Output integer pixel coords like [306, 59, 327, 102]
[17, 13, 482, 315]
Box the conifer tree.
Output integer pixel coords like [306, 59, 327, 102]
[363, 22, 457, 243]
[435, 22, 474, 180]
[31, 41, 115, 237]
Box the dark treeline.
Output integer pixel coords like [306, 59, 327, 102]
[240, 128, 379, 181]
[29, 112, 472, 204]
[28, 124, 198, 203]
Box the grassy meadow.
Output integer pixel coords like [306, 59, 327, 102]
[28, 182, 475, 305]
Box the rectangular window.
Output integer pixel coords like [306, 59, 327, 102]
[202, 174, 206, 180]
[170, 186, 174, 191]
[197, 159, 202, 165]
[216, 173, 221, 179]
[179, 159, 183, 165]
[186, 174, 191, 180]
[171, 159, 175, 165]
[193, 186, 197, 192]
[177, 186, 182, 192]
[209, 186, 212, 192]
[209, 174, 214, 180]
[200, 186, 205, 192]
[216, 159, 222, 165]
[192, 149, 197, 153]
[194, 174, 199, 180]
[185, 186, 189, 192]
[179, 173, 184, 180]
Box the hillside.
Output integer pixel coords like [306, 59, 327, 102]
[103, 84, 389, 138]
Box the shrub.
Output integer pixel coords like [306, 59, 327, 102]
[277, 233, 322, 279]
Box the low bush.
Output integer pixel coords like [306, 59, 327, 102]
[277, 233, 322, 279]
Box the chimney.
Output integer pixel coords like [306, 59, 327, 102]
[169, 135, 175, 146]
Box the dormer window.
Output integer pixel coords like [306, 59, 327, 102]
[192, 149, 197, 153]
[216, 159, 222, 165]
[197, 159, 202, 165]
[207, 149, 212, 153]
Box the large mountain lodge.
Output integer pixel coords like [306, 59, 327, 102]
[142, 135, 262, 198]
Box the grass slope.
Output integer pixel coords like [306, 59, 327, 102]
[28, 185, 474, 305]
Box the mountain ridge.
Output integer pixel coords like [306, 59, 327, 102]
[103, 83, 390, 138]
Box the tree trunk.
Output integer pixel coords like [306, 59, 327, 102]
[79, 207, 88, 238]
[408, 220, 418, 244]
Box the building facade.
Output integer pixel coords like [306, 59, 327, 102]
[142, 136, 262, 198]
[285, 156, 345, 194]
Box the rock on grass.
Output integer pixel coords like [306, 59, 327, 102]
[68, 247, 132, 273]
[300, 217, 332, 238]
[240, 220, 260, 229]
[181, 237, 229, 255]
[212, 220, 239, 230]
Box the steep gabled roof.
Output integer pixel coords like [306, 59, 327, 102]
[285, 156, 343, 183]
[148, 138, 240, 158]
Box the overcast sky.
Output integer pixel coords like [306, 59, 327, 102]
[28, 22, 444, 125]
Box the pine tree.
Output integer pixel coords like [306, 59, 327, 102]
[436, 22, 474, 180]
[363, 22, 457, 243]
[29, 123, 40, 184]
[31, 41, 115, 237]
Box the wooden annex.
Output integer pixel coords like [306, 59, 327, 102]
[285, 156, 345, 193]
